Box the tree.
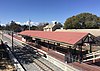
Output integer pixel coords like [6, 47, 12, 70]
[37, 22, 49, 31]
[8, 21, 22, 32]
[31, 25, 38, 30]
[5, 24, 10, 30]
[57, 22, 63, 28]
[21, 25, 29, 31]
[64, 13, 100, 29]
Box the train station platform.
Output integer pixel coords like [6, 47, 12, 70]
[33, 44, 100, 71]
[4, 31, 100, 71]
[11, 34, 100, 71]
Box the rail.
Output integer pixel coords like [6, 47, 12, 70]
[2, 34, 55, 71]
[2, 34, 26, 71]
[34, 59, 54, 71]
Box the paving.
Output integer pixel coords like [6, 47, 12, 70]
[69, 62, 100, 71]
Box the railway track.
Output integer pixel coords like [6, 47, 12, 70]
[34, 59, 54, 71]
[2, 34, 54, 71]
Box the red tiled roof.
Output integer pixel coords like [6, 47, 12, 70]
[19, 30, 89, 45]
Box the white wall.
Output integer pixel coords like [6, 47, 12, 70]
[56, 29, 100, 36]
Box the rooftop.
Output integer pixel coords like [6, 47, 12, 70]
[19, 30, 89, 45]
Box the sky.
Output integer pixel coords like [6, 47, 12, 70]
[0, 0, 100, 25]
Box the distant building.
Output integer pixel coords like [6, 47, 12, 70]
[43, 21, 62, 31]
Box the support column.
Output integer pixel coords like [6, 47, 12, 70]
[88, 35, 92, 53]
[69, 47, 71, 63]
[48, 41, 49, 51]
[51, 45, 53, 50]
[75, 47, 76, 55]
[35, 39, 37, 45]
[57, 43, 60, 46]
[57, 43, 60, 49]
[74, 47, 77, 62]
[43, 40, 45, 46]
[79, 45, 83, 63]
[54, 42, 56, 51]
[65, 53, 67, 63]
[35, 40, 36, 44]
[90, 43, 92, 53]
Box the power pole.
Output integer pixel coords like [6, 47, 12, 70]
[29, 20, 31, 30]
[0, 21, 3, 40]
[12, 31, 14, 52]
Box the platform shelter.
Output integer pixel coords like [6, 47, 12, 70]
[19, 30, 96, 63]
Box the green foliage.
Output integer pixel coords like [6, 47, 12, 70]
[4, 21, 22, 32]
[21, 25, 29, 31]
[31, 25, 38, 30]
[55, 22, 63, 29]
[1, 21, 49, 32]
[64, 13, 100, 29]
[37, 22, 49, 31]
